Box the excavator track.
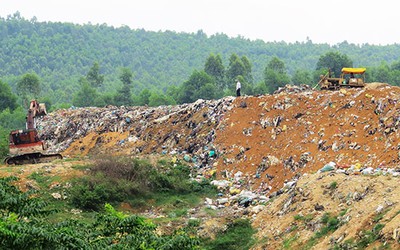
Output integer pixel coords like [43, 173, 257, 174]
[4, 153, 63, 165]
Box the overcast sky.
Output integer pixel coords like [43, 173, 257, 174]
[1, 0, 398, 45]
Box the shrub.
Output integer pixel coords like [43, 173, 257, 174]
[329, 181, 337, 190]
[357, 223, 385, 248]
[69, 173, 126, 210]
[70, 156, 217, 211]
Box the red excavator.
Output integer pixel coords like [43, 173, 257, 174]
[4, 100, 62, 165]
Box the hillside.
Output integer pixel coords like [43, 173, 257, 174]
[2, 83, 400, 248]
[3, 15, 400, 105]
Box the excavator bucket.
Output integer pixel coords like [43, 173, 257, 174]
[29, 100, 47, 117]
[38, 103, 47, 116]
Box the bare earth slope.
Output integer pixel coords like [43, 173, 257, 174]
[4, 83, 399, 248]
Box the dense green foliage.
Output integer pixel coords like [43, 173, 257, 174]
[316, 51, 353, 77]
[0, 127, 8, 158]
[0, 176, 200, 249]
[69, 156, 217, 211]
[0, 80, 18, 112]
[202, 219, 256, 250]
[264, 56, 290, 92]
[2, 13, 400, 107]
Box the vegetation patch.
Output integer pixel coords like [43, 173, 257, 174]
[69, 155, 217, 212]
[302, 213, 340, 249]
[283, 234, 299, 249]
[201, 218, 256, 250]
[294, 214, 314, 223]
[0, 176, 200, 249]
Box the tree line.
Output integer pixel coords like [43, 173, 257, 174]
[2, 12, 400, 105]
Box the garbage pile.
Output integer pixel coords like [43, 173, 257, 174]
[37, 84, 400, 205]
[215, 84, 400, 195]
[273, 84, 313, 94]
[37, 97, 235, 159]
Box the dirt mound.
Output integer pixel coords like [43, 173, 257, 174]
[215, 86, 400, 192]
[252, 172, 400, 249]
[365, 82, 391, 90]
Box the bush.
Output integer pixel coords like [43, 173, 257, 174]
[91, 156, 156, 194]
[69, 173, 126, 210]
[69, 156, 217, 211]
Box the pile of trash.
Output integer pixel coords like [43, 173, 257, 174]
[273, 84, 313, 94]
[38, 97, 235, 162]
[31, 84, 400, 249]
[38, 84, 400, 203]
[214, 84, 400, 194]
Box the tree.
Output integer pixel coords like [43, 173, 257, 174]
[179, 70, 214, 103]
[196, 82, 217, 100]
[368, 62, 391, 83]
[137, 89, 151, 106]
[119, 67, 133, 86]
[291, 69, 313, 86]
[253, 82, 268, 95]
[0, 80, 18, 112]
[148, 92, 176, 107]
[225, 54, 254, 94]
[204, 53, 225, 92]
[0, 107, 26, 130]
[226, 53, 246, 88]
[72, 78, 98, 107]
[241, 55, 253, 84]
[16, 73, 41, 107]
[0, 126, 8, 158]
[114, 68, 133, 106]
[316, 51, 353, 78]
[86, 62, 104, 88]
[264, 56, 290, 93]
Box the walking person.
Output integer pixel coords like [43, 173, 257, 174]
[236, 79, 241, 97]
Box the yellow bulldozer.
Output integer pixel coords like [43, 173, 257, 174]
[319, 67, 366, 90]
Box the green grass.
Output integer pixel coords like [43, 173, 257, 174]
[339, 208, 348, 217]
[373, 207, 391, 223]
[0, 166, 19, 173]
[28, 171, 63, 189]
[71, 164, 91, 170]
[201, 219, 256, 250]
[356, 223, 385, 248]
[294, 214, 313, 223]
[28, 171, 51, 188]
[203, 207, 219, 217]
[283, 234, 299, 249]
[62, 157, 85, 162]
[302, 213, 340, 249]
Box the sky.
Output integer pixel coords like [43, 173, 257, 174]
[1, 0, 399, 45]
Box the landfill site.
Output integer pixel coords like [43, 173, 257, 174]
[4, 82, 400, 248]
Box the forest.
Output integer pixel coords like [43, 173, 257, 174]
[2, 11, 400, 158]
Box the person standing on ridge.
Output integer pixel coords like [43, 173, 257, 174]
[236, 79, 241, 97]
